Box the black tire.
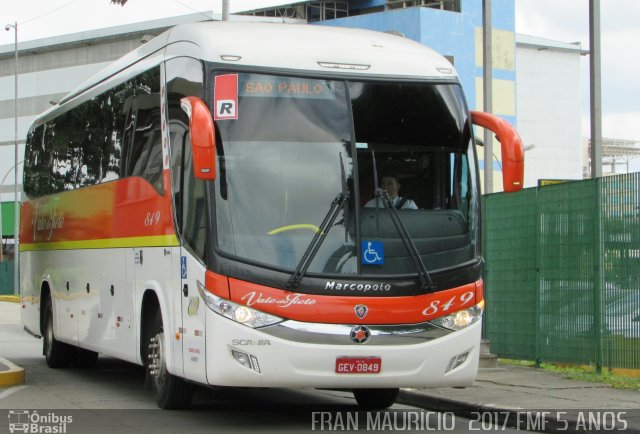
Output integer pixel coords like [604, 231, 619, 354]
[43, 298, 73, 368]
[353, 388, 399, 410]
[147, 309, 193, 409]
[73, 347, 98, 368]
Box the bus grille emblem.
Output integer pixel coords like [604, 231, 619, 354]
[354, 304, 368, 319]
[350, 325, 371, 344]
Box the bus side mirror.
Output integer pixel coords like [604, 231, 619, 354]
[180, 96, 216, 181]
[470, 110, 524, 192]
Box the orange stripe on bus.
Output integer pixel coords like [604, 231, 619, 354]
[20, 174, 176, 245]
[227, 278, 483, 325]
[205, 270, 230, 299]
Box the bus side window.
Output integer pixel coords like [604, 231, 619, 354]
[23, 125, 47, 198]
[165, 57, 206, 260]
[120, 68, 164, 195]
[129, 105, 163, 193]
[182, 136, 206, 259]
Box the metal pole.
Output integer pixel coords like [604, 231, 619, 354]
[590, 0, 602, 178]
[222, 0, 230, 21]
[482, 0, 493, 194]
[589, 0, 603, 373]
[12, 22, 19, 295]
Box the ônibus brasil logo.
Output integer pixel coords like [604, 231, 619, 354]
[8, 410, 73, 433]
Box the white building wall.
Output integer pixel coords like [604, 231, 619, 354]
[516, 45, 584, 187]
[0, 63, 110, 102]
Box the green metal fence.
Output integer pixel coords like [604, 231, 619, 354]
[1, 201, 16, 237]
[1, 201, 17, 295]
[484, 173, 640, 370]
[0, 260, 14, 295]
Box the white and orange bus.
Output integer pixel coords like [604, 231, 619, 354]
[20, 21, 523, 409]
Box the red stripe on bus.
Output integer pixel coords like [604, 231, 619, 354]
[475, 279, 484, 302]
[20, 172, 175, 244]
[205, 271, 230, 299]
[226, 277, 483, 325]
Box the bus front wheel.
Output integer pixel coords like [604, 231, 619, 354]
[353, 388, 399, 410]
[147, 310, 193, 409]
[43, 299, 73, 368]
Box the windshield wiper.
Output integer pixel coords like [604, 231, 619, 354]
[370, 151, 436, 292]
[287, 154, 350, 289]
[339, 152, 349, 243]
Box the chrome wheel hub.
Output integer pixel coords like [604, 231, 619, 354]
[148, 333, 166, 386]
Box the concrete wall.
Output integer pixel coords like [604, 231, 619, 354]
[516, 46, 584, 187]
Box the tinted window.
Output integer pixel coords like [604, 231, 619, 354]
[23, 125, 48, 197]
[165, 57, 205, 258]
[23, 67, 161, 198]
[214, 73, 356, 273]
[210, 74, 478, 278]
[46, 94, 117, 191]
[120, 69, 163, 194]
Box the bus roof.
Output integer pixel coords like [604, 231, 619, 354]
[169, 21, 456, 77]
[55, 21, 458, 110]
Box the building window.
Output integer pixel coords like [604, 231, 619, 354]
[385, 0, 461, 13]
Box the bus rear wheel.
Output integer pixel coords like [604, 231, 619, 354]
[147, 310, 193, 409]
[43, 299, 73, 368]
[353, 388, 399, 410]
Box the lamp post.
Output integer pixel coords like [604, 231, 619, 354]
[589, 0, 602, 178]
[482, 0, 493, 194]
[222, 0, 230, 21]
[5, 21, 19, 295]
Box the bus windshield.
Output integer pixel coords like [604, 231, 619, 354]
[213, 72, 478, 278]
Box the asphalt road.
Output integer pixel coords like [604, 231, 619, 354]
[0, 304, 535, 434]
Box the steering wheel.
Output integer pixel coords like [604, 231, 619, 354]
[267, 224, 321, 235]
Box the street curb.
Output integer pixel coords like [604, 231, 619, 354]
[0, 295, 20, 303]
[0, 356, 25, 388]
[398, 389, 640, 434]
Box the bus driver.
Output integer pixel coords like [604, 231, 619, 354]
[365, 174, 418, 210]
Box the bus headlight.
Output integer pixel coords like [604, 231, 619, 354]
[430, 302, 484, 331]
[197, 281, 283, 328]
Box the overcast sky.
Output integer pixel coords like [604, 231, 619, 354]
[1, 0, 639, 141]
[516, 0, 640, 142]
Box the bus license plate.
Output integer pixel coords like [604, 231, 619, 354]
[335, 357, 381, 374]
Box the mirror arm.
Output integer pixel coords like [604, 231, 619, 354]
[470, 110, 524, 192]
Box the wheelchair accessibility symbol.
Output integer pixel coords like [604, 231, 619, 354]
[362, 241, 384, 265]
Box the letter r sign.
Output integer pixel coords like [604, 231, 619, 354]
[214, 74, 238, 120]
[216, 100, 236, 118]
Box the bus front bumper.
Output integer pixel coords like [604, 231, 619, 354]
[204, 309, 481, 389]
